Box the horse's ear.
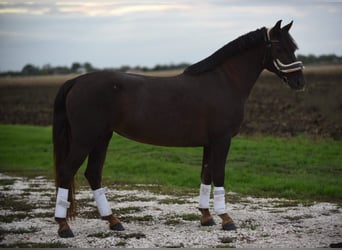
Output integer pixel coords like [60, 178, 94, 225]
[282, 21, 293, 33]
[269, 20, 282, 38]
[274, 20, 282, 31]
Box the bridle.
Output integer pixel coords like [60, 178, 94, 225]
[262, 28, 304, 76]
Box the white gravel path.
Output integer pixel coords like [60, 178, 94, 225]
[0, 173, 341, 248]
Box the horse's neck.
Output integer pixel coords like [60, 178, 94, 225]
[220, 46, 264, 98]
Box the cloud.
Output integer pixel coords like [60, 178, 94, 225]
[0, 1, 190, 16]
[0, 2, 52, 15]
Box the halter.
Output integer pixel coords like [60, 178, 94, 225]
[263, 28, 304, 74]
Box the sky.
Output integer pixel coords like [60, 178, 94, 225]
[0, 0, 341, 72]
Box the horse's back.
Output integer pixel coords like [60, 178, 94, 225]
[63, 70, 243, 146]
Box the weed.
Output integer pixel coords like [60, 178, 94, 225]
[329, 209, 341, 214]
[0, 226, 39, 235]
[121, 215, 154, 223]
[180, 213, 199, 221]
[273, 200, 300, 208]
[116, 206, 143, 214]
[87, 231, 113, 238]
[226, 193, 245, 204]
[269, 209, 286, 214]
[158, 198, 187, 204]
[118, 232, 146, 239]
[0, 195, 35, 212]
[0, 241, 69, 248]
[79, 209, 99, 219]
[215, 244, 235, 248]
[0, 213, 30, 223]
[34, 212, 54, 218]
[240, 218, 259, 230]
[117, 195, 155, 202]
[163, 242, 185, 248]
[115, 241, 127, 246]
[219, 236, 235, 244]
[164, 219, 182, 226]
[77, 198, 95, 208]
[0, 179, 16, 186]
[282, 214, 314, 221]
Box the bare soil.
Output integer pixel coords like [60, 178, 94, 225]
[1, 174, 341, 248]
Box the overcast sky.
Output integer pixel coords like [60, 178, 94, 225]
[0, 0, 341, 72]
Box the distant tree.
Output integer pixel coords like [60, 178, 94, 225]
[117, 65, 131, 72]
[22, 64, 40, 75]
[297, 54, 342, 65]
[83, 62, 94, 72]
[41, 64, 53, 75]
[71, 62, 81, 72]
[53, 66, 71, 74]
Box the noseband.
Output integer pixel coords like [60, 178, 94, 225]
[263, 28, 304, 75]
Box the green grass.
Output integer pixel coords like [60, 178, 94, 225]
[0, 124, 341, 203]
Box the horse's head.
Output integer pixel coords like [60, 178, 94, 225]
[264, 20, 305, 90]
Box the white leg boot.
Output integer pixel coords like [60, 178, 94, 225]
[55, 187, 70, 218]
[93, 187, 112, 217]
[214, 186, 237, 231]
[198, 183, 215, 226]
[198, 183, 211, 209]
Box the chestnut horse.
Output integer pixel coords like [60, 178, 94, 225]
[53, 20, 304, 237]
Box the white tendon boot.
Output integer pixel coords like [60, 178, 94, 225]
[54, 187, 74, 238]
[198, 183, 211, 209]
[214, 186, 237, 231]
[198, 184, 215, 226]
[93, 187, 112, 217]
[55, 187, 70, 218]
[213, 186, 226, 215]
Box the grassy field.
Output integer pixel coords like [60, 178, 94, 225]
[0, 124, 341, 204]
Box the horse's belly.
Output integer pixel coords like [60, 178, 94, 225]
[114, 116, 208, 147]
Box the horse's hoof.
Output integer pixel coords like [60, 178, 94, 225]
[330, 243, 342, 248]
[58, 229, 74, 238]
[222, 221, 237, 231]
[110, 223, 125, 231]
[201, 218, 216, 226]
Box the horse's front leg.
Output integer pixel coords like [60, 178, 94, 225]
[210, 138, 237, 231]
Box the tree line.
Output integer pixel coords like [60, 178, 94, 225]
[1, 54, 341, 76]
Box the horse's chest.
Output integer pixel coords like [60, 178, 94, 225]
[209, 99, 245, 138]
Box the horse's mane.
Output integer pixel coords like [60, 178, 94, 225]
[184, 27, 267, 75]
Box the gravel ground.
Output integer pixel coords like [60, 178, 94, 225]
[0, 173, 341, 248]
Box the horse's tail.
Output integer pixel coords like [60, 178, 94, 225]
[53, 78, 77, 218]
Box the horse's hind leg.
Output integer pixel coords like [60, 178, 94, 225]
[55, 143, 90, 238]
[198, 146, 216, 226]
[85, 133, 124, 231]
